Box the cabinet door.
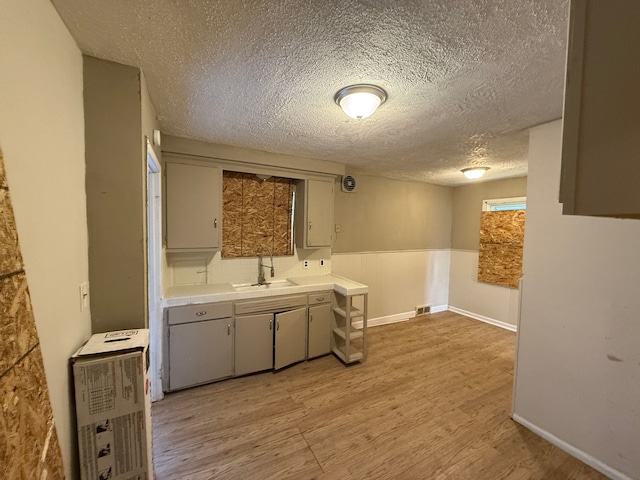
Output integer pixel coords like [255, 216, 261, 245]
[235, 313, 273, 376]
[274, 307, 307, 370]
[560, 1, 640, 217]
[166, 162, 221, 249]
[168, 318, 232, 390]
[308, 303, 331, 358]
[307, 179, 334, 246]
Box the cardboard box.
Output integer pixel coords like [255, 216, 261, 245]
[72, 329, 153, 480]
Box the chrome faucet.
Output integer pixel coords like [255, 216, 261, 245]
[256, 247, 275, 285]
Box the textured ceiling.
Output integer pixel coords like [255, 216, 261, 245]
[51, 0, 569, 185]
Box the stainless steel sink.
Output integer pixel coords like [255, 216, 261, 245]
[233, 280, 295, 292]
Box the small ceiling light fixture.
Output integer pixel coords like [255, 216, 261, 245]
[335, 84, 387, 119]
[461, 167, 489, 179]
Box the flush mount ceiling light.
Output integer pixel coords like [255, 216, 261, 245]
[461, 167, 490, 179]
[334, 84, 387, 119]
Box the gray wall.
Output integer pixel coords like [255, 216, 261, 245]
[451, 177, 527, 251]
[333, 173, 453, 253]
[84, 56, 151, 332]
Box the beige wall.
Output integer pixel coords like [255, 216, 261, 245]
[84, 56, 151, 332]
[514, 121, 639, 479]
[0, 1, 91, 477]
[451, 176, 527, 251]
[448, 176, 527, 328]
[333, 173, 453, 253]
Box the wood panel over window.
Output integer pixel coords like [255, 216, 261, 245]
[0, 149, 65, 479]
[478, 210, 525, 288]
[222, 172, 294, 257]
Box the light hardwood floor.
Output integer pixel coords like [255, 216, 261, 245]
[152, 311, 607, 479]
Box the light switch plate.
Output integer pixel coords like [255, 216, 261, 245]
[79, 282, 90, 312]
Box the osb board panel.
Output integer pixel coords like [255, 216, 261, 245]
[222, 171, 294, 257]
[0, 188, 24, 276]
[478, 210, 525, 289]
[0, 149, 65, 478]
[0, 345, 65, 480]
[0, 273, 38, 375]
[479, 210, 525, 244]
[478, 244, 524, 288]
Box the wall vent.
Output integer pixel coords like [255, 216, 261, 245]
[341, 175, 357, 193]
[415, 304, 431, 316]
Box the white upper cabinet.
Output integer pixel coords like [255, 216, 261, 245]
[295, 179, 334, 248]
[560, 0, 640, 218]
[165, 162, 221, 249]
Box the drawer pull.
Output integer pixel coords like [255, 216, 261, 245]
[195, 311, 207, 316]
[227, 324, 231, 335]
[316, 297, 325, 302]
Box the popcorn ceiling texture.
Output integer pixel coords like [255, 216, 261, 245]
[52, 0, 568, 185]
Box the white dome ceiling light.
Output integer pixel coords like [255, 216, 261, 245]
[461, 167, 489, 179]
[334, 84, 387, 119]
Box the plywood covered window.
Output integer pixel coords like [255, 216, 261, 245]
[478, 198, 526, 288]
[222, 171, 295, 257]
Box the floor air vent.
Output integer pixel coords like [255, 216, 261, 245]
[415, 305, 431, 316]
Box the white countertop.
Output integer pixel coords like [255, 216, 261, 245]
[163, 274, 367, 307]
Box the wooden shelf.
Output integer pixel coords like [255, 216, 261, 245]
[333, 306, 364, 318]
[332, 345, 363, 363]
[332, 326, 363, 340]
[331, 291, 368, 364]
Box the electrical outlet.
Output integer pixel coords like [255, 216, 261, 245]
[79, 282, 90, 312]
[303, 260, 309, 269]
[319, 259, 325, 267]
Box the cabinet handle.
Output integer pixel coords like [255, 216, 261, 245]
[310, 313, 313, 322]
[308, 221, 311, 230]
[227, 324, 231, 335]
[214, 218, 218, 228]
[270, 319, 272, 330]
[316, 297, 325, 302]
[276, 321, 280, 331]
[195, 311, 207, 316]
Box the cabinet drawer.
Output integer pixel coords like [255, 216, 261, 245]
[168, 302, 232, 325]
[234, 295, 307, 315]
[308, 291, 332, 305]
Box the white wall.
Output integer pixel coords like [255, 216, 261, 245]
[448, 250, 520, 330]
[165, 247, 332, 291]
[0, 1, 91, 478]
[513, 121, 640, 480]
[332, 250, 450, 323]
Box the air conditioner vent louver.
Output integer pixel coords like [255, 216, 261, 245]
[341, 175, 357, 193]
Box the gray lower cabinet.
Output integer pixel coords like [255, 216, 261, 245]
[168, 318, 233, 390]
[308, 303, 331, 358]
[235, 313, 273, 376]
[274, 307, 307, 370]
[167, 302, 233, 391]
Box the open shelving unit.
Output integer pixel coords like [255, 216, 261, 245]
[331, 292, 367, 363]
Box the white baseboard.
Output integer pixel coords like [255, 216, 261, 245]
[353, 311, 412, 329]
[430, 304, 449, 314]
[448, 306, 517, 332]
[512, 414, 634, 480]
[355, 305, 450, 329]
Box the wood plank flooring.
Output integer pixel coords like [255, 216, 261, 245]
[152, 311, 608, 480]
